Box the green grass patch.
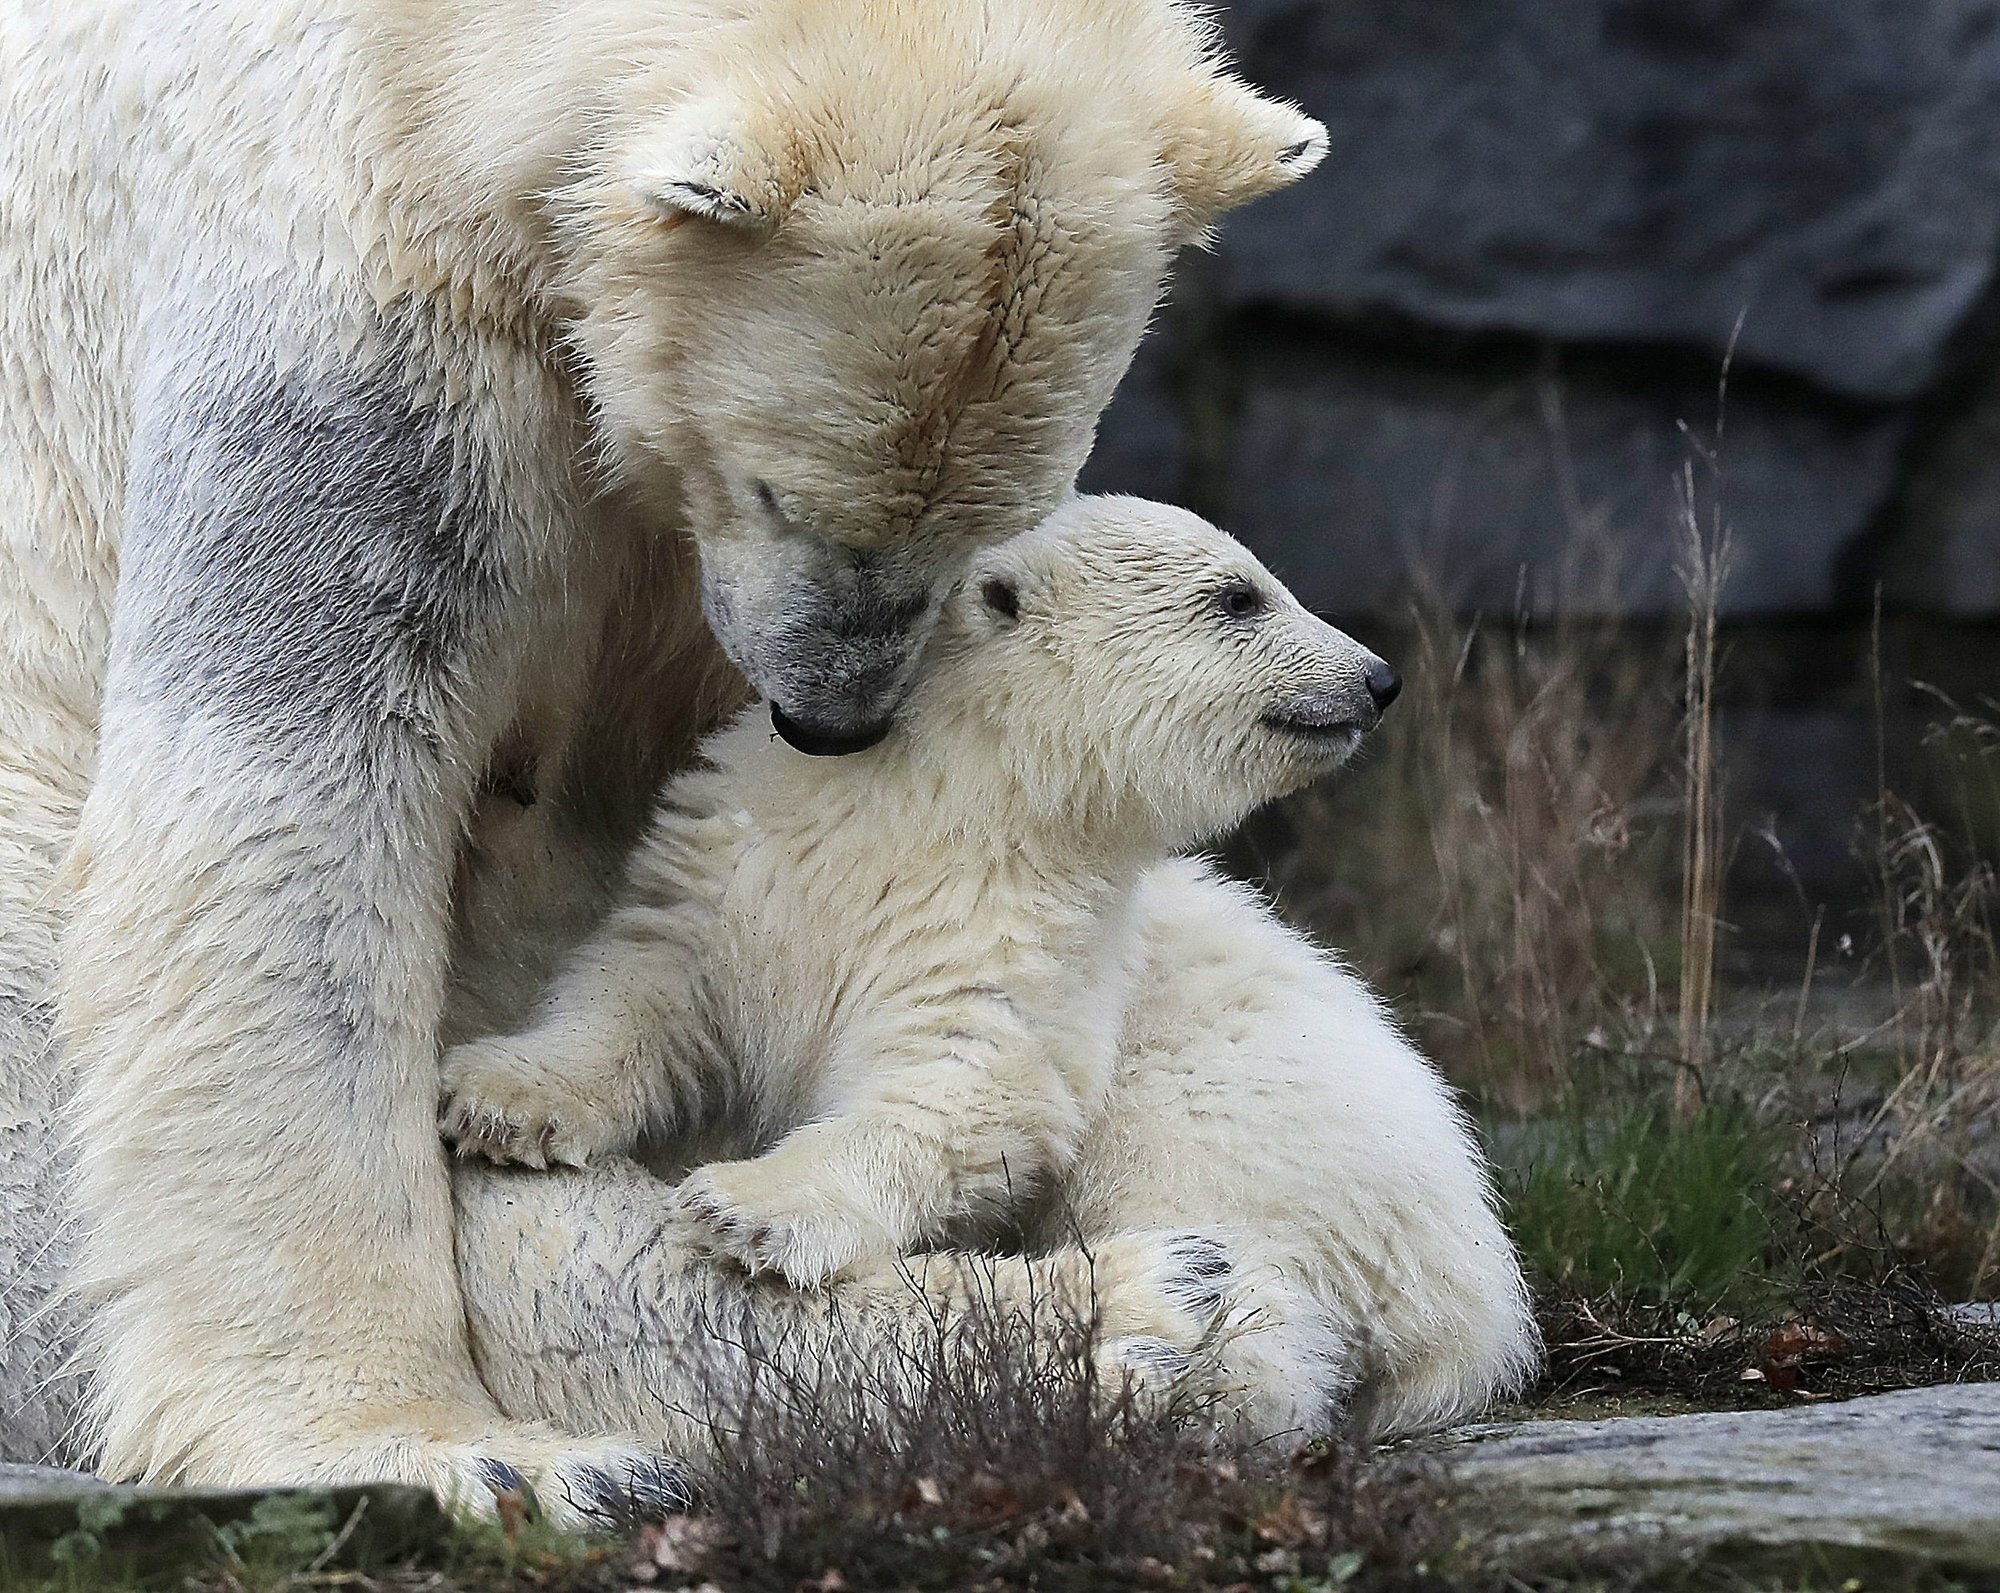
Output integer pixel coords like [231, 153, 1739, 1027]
[1500, 1099, 1790, 1318]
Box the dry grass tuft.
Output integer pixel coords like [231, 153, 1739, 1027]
[636, 1278, 1444, 1593]
[1233, 604, 1682, 1111]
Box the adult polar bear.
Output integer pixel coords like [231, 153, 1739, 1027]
[0, 0, 1528, 1509]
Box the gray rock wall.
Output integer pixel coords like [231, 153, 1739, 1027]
[1084, 0, 2000, 620]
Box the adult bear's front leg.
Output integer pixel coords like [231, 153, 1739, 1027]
[58, 295, 679, 1520]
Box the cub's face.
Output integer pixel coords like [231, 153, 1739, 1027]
[933, 497, 1397, 845]
[559, 0, 1326, 754]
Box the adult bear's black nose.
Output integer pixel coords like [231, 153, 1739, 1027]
[771, 702, 894, 756]
[1365, 659, 1403, 714]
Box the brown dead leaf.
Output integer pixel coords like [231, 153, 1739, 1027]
[1760, 1317, 1849, 1390]
[493, 1484, 529, 1543]
[1254, 1492, 1310, 1548]
[640, 1514, 731, 1574]
[963, 1470, 1022, 1523]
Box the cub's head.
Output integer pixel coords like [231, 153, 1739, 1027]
[916, 497, 1399, 846]
[559, 0, 1324, 753]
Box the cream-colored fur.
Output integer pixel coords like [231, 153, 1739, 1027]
[0, 0, 1327, 1510]
[439, 498, 1387, 1287]
[1056, 859, 1540, 1440]
[440, 497, 1536, 1442]
[448, 854, 1539, 1449]
[375, 0, 1327, 741]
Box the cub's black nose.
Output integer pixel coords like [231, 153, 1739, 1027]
[1365, 660, 1403, 713]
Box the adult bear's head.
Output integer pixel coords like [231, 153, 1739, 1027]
[557, 0, 1323, 753]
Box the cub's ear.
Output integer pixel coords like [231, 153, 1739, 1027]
[624, 98, 793, 231]
[957, 554, 1027, 629]
[1161, 74, 1327, 243]
[979, 575, 1023, 625]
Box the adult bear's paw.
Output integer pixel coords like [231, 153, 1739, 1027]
[438, 1041, 618, 1171]
[448, 1437, 692, 1531]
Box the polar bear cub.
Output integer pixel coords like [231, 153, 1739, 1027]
[439, 496, 1398, 1287]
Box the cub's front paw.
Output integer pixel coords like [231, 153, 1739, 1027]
[439, 1042, 613, 1171]
[443, 1434, 692, 1531]
[676, 1159, 896, 1289]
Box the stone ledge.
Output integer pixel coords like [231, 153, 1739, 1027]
[1443, 1382, 2000, 1580]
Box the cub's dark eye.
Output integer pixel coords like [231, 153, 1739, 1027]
[1213, 579, 1268, 620]
[753, 480, 780, 515]
[981, 577, 1021, 621]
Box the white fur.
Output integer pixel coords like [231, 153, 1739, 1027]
[442, 497, 1536, 1440]
[0, 0, 1329, 1499]
[447, 857, 1539, 1450]
[439, 498, 1384, 1283]
[1062, 859, 1540, 1440]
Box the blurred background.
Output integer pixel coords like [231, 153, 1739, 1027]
[1079, 0, 2000, 1390]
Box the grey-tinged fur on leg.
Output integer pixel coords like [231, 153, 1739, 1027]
[452, 862, 1537, 1453]
[58, 276, 579, 1486]
[454, 1158, 1241, 1451]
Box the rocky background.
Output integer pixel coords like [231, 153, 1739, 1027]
[1083, 0, 2000, 619]
[1079, 0, 2000, 915]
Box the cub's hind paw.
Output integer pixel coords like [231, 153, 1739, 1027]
[1156, 1230, 1233, 1322]
[1078, 1229, 1240, 1406]
[1087, 1228, 1236, 1355]
[1097, 1333, 1193, 1397]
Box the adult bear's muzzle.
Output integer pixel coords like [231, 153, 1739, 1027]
[770, 700, 894, 756]
[761, 580, 935, 755]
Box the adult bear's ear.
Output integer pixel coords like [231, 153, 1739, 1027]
[624, 97, 793, 231]
[1160, 74, 1327, 244]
